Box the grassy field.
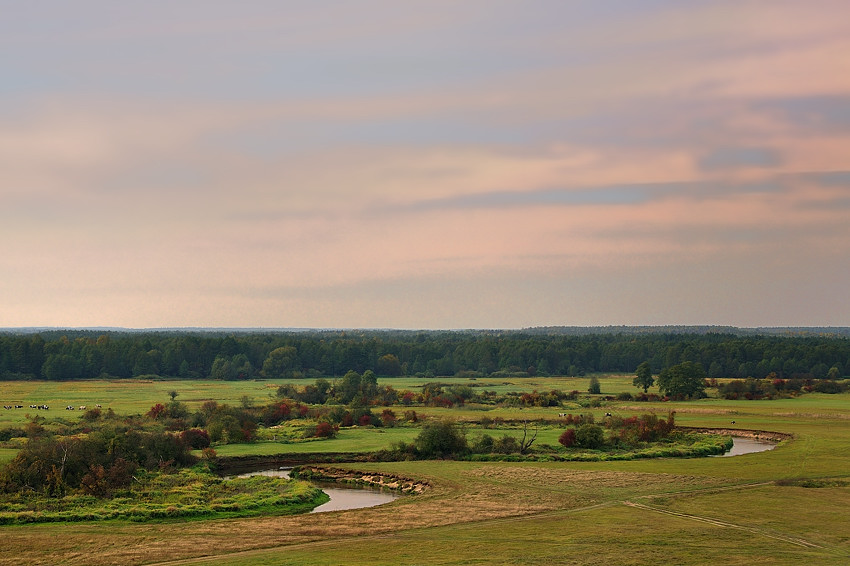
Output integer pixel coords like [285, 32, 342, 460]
[0, 379, 284, 424]
[0, 377, 849, 565]
[0, 374, 633, 419]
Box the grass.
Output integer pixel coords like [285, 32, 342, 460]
[0, 467, 328, 525]
[191, 503, 841, 566]
[0, 379, 283, 425]
[0, 375, 635, 426]
[1, 379, 850, 564]
[212, 426, 420, 457]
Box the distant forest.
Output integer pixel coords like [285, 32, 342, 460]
[0, 328, 848, 381]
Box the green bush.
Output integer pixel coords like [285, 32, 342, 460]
[415, 419, 468, 458]
[575, 424, 605, 449]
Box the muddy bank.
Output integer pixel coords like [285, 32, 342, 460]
[292, 465, 430, 494]
[677, 426, 791, 442]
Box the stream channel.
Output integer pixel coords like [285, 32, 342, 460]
[227, 468, 400, 513]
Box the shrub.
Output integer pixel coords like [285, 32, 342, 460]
[558, 429, 576, 448]
[575, 424, 605, 449]
[147, 404, 167, 420]
[812, 380, 847, 394]
[401, 391, 417, 405]
[180, 428, 211, 449]
[380, 409, 398, 427]
[314, 422, 337, 438]
[471, 434, 495, 454]
[415, 419, 467, 458]
[403, 410, 418, 423]
[82, 408, 102, 421]
[493, 435, 520, 454]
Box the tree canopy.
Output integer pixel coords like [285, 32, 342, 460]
[657, 361, 707, 398]
[633, 361, 654, 392]
[0, 329, 847, 381]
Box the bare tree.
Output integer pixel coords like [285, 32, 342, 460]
[518, 420, 539, 454]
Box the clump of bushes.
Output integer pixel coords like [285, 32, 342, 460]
[575, 424, 605, 448]
[0, 427, 195, 497]
[556, 412, 677, 452]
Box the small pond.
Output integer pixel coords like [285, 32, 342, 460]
[227, 468, 400, 513]
[714, 437, 778, 457]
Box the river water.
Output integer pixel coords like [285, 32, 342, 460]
[230, 438, 775, 509]
[227, 468, 400, 513]
[715, 437, 778, 457]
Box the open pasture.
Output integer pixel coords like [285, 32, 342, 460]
[0, 374, 631, 427]
[0, 379, 282, 425]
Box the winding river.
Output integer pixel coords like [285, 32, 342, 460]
[228, 468, 400, 513]
[228, 436, 776, 510]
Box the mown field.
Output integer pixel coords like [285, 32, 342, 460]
[0, 376, 848, 565]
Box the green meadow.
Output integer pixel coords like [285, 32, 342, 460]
[0, 376, 848, 564]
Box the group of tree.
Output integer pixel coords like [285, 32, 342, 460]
[0, 416, 196, 497]
[717, 376, 849, 399]
[1, 329, 847, 381]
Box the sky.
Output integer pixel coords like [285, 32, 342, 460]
[2, 1, 849, 329]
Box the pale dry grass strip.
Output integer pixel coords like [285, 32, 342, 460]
[145, 501, 621, 566]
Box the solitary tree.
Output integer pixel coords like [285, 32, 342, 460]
[633, 361, 654, 393]
[588, 375, 601, 395]
[518, 420, 539, 454]
[657, 361, 706, 398]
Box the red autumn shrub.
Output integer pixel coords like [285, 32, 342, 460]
[558, 428, 576, 448]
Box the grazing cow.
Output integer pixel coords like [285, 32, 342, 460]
[16, 405, 24, 409]
[731, 420, 736, 424]
[79, 406, 86, 410]
[96, 404, 102, 408]
[558, 413, 567, 417]
[605, 412, 612, 417]
[66, 405, 74, 410]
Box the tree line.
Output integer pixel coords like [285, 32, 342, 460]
[0, 329, 847, 381]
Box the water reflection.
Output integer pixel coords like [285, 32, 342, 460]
[715, 437, 777, 457]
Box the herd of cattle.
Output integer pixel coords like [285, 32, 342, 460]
[2, 404, 102, 411]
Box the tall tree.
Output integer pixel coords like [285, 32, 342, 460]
[657, 361, 706, 398]
[633, 361, 654, 393]
[261, 346, 298, 379]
